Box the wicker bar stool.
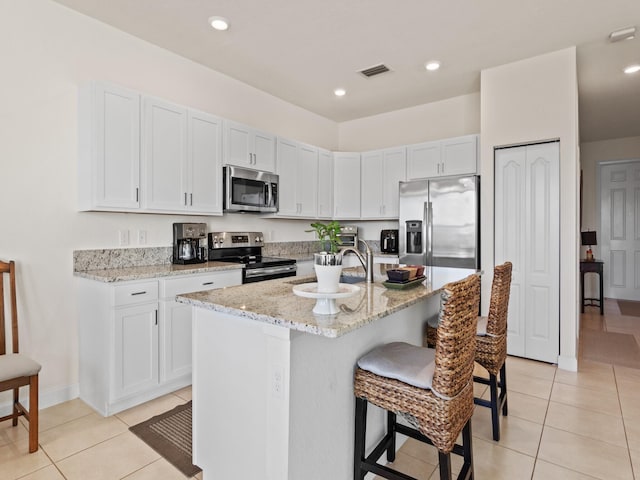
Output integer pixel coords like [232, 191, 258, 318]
[353, 274, 480, 480]
[473, 261, 512, 441]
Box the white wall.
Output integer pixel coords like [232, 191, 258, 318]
[338, 93, 480, 151]
[0, 0, 341, 408]
[480, 47, 580, 371]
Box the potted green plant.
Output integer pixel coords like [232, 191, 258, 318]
[307, 221, 343, 293]
[307, 221, 342, 253]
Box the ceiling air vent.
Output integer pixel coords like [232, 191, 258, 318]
[359, 64, 390, 78]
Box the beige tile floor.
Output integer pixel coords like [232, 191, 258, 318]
[1, 299, 639, 479]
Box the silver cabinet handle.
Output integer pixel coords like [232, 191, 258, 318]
[190, 193, 193, 206]
[135, 187, 139, 202]
[202, 281, 214, 286]
[184, 192, 187, 205]
[131, 291, 147, 296]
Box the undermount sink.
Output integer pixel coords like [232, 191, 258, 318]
[339, 275, 366, 284]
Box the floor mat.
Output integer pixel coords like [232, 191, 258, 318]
[129, 401, 201, 477]
[617, 299, 640, 317]
[581, 329, 640, 369]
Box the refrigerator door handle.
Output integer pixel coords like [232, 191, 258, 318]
[425, 202, 433, 265]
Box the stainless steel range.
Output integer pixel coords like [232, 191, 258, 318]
[208, 231, 297, 283]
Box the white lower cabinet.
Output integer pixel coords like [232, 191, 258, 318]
[113, 302, 159, 399]
[78, 269, 241, 416]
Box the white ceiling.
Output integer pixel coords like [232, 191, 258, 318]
[52, 0, 640, 142]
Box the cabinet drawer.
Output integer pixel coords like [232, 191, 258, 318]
[161, 270, 242, 298]
[114, 281, 159, 307]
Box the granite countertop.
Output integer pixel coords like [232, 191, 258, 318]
[176, 266, 477, 338]
[74, 261, 244, 282]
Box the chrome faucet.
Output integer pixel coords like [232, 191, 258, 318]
[340, 239, 374, 283]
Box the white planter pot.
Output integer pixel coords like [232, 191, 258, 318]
[314, 253, 343, 293]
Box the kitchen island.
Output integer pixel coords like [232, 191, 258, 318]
[177, 267, 476, 480]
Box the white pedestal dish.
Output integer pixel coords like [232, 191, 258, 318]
[292, 282, 360, 314]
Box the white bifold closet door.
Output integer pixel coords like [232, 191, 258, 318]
[494, 141, 560, 363]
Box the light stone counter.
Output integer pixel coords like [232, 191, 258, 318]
[177, 266, 476, 338]
[73, 261, 243, 282]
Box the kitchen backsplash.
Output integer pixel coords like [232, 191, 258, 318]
[74, 240, 383, 271]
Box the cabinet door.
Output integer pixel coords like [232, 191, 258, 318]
[407, 141, 440, 180]
[381, 147, 406, 218]
[143, 97, 187, 211]
[224, 120, 252, 168]
[441, 135, 477, 176]
[317, 149, 334, 219]
[253, 129, 276, 172]
[160, 300, 192, 382]
[298, 143, 318, 217]
[80, 82, 140, 210]
[333, 153, 361, 219]
[113, 303, 158, 400]
[276, 137, 299, 216]
[188, 110, 223, 215]
[360, 150, 384, 218]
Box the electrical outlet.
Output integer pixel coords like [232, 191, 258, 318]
[272, 365, 284, 399]
[119, 230, 130, 246]
[138, 230, 147, 245]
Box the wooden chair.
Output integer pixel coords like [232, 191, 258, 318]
[0, 260, 41, 453]
[354, 274, 480, 480]
[473, 261, 512, 441]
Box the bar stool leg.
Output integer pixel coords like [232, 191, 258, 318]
[354, 397, 367, 480]
[462, 420, 474, 480]
[386, 411, 397, 462]
[489, 373, 500, 441]
[500, 364, 508, 416]
[438, 451, 453, 480]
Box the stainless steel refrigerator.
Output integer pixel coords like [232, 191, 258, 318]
[399, 175, 480, 269]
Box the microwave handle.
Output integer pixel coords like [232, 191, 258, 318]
[265, 183, 272, 207]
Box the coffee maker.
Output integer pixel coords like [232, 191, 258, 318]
[380, 229, 399, 254]
[172, 223, 207, 264]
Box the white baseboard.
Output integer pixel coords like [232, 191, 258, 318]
[557, 355, 578, 372]
[0, 383, 79, 417]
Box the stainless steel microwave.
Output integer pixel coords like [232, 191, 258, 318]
[223, 166, 279, 213]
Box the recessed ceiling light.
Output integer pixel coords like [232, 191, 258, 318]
[624, 64, 640, 74]
[208, 16, 229, 31]
[425, 61, 441, 71]
[334, 88, 346, 97]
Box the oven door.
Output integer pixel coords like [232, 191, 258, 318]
[224, 166, 278, 213]
[243, 264, 297, 283]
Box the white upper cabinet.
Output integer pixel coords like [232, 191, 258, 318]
[78, 82, 141, 211]
[142, 99, 223, 215]
[317, 149, 333, 219]
[187, 110, 223, 215]
[407, 141, 440, 180]
[142, 97, 188, 212]
[333, 152, 361, 219]
[406, 135, 478, 180]
[224, 120, 276, 172]
[440, 135, 478, 177]
[276, 137, 318, 218]
[361, 147, 406, 219]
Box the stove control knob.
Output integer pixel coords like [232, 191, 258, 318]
[255, 236, 262, 243]
[219, 238, 224, 245]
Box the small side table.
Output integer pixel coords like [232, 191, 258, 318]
[580, 260, 604, 315]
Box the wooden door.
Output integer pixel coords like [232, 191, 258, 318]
[600, 161, 640, 300]
[495, 141, 559, 363]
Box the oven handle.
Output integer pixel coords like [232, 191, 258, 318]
[245, 264, 297, 278]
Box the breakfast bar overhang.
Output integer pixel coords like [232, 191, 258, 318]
[177, 267, 476, 480]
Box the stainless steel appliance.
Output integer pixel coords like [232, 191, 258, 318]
[223, 166, 279, 213]
[380, 229, 399, 253]
[337, 225, 358, 250]
[399, 175, 480, 268]
[208, 231, 296, 283]
[173, 223, 207, 264]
